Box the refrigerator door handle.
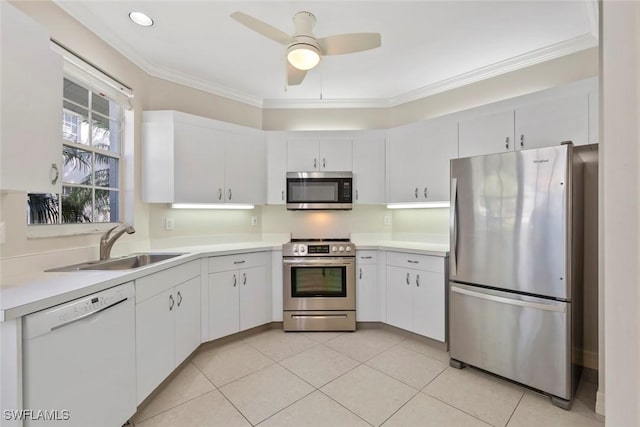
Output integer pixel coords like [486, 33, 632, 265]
[450, 178, 458, 276]
[450, 285, 566, 313]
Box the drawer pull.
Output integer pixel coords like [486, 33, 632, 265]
[361, 256, 373, 259]
[408, 260, 419, 264]
[234, 260, 246, 265]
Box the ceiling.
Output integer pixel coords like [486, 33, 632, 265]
[53, 1, 598, 109]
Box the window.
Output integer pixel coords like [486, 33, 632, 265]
[28, 77, 123, 225]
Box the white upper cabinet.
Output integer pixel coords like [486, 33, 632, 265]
[458, 110, 515, 158]
[287, 138, 352, 171]
[458, 77, 596, 157]
[387, 118, 457, 203]
[226, 128, 266, 204]
[1, 2, 62, 193]
[515, 92, 589, 150]
[266, 132, 287, 205]
[353, 134, 386, 204]
[142, 111, 265, 204]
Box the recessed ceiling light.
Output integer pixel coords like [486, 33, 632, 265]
[129, 11, 154, 27]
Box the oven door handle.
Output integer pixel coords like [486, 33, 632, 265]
[283, 258, 354, 267]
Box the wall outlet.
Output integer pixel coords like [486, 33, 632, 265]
[251, 216, 258, 226]
[164, 217, 175, 231]
[383, 215, 392, 226]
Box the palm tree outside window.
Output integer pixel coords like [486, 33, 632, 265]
[28, 77, 122, 224]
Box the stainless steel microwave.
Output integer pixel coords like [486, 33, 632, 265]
[286, 172, 353, 210]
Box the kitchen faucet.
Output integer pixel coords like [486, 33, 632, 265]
[100, 223, 135, 260]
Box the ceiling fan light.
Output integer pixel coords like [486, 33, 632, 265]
[287, 44, 320, 70]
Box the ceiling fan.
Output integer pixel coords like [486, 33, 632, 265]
[230, 11, 382, 86]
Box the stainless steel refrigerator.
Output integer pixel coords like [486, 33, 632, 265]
[449, 143, 584, 409]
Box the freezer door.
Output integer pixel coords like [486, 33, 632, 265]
[449, 283, 571, 399]
[450, 145, 570, 299]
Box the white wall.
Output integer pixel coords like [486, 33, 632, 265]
[601, 1, 640, 424]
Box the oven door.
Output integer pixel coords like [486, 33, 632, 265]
[283, 257, 355, 311]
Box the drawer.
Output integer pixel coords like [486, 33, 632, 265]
[356, 250, 377, 264]
[208, 251, 266, 273]
[135, 260, 200, 303]
[386, 251, 444, 273]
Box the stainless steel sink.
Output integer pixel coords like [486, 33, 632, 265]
[46, 253, 185, 272]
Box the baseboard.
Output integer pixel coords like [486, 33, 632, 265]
[581, 349, 599, 370]
[595, 390, 605, 416]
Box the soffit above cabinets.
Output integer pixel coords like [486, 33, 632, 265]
[53, 1, 598, 109]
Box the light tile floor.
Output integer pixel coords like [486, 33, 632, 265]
[131, 327, 604, 427]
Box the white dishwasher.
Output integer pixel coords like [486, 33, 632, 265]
[22, 282, 136, 427]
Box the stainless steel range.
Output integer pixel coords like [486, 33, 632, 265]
[283, 238, 356, 331]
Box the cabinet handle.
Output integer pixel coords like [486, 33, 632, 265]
[233, 274, 237, 287]
[50, 163, 59, 185]
[415, 188, 419, 199]
[228, 189, 232, 200]
[177, 291, 182, 307]
[243, 272, 247, 285]
[406, 273, 410, 285]
[282, 190, 285, 201]
[356, 189, 359, 201]
[505, 137, 510, 150]
[359, 268, 363, 279]
[233, 260, 245, 265]
[314, 158, 317, 169]
[218, 188, 222, 200]
[424, 187, 428, 199]
[520, 134, 524, 148]
[169, 294, 175, 311]
[416, 274, 420, 287]
[408, 260, 419, 264]
[323, 158, 326, 169]
[361, 256, 372, 259]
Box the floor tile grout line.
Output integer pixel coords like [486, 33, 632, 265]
[316, 388, 376, 427]
[215, 384, 263, 427]
[377, 387, 422, 427]
[419, 364, 451, 392]
[132, 388, 221, 426]
[251, 388, 318, 426]
[419, 390, 495, 427]
[504, 392, 525, 427]
[397, 339, 452, 364]
[362, 361, 426, 392]
[194, 353, 278, 389]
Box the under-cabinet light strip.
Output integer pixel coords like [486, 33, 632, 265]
[386, 202, 450, 209]
[171, 203, 255, 210]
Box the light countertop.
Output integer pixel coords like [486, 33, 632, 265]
[0, 239, 447, 321]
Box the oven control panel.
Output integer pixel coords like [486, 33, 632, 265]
[284, 241, 355, 257]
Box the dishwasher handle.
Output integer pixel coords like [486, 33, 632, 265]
[50, 297, 129, 332]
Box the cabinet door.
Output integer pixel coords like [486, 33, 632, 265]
[287, 139, 319, 171]
[208, 271, 240, 340]
[174, 277, 201, 366]
[459, 110, 515, 158]
[515, 92, 589, 149]
[1, 2, 62, 193]
[353, 137, 386, 204]
[421, 120, 458, 201]
[412, 270, 445, 341]
[386, 266, 413, 331]
[135, 289, 175, 404]
[356, 264, 379, 321]
[174, 123, 226, 203]
[387, 122, 426, 203]
[225, 129, 266, 203]
[240, 266, 267, 331]
[267, 133, 287, 204]
[319, 139, 353, 171]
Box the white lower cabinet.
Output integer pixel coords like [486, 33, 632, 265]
[208, 252, 268, 341]
[356, 251, 380, 321]
[385, 252, 446, 341]
[135, 261, 201, 404]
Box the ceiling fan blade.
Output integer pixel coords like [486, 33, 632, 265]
[318, 33, 381, 56]
[287, 62, 307, 86]
[230, 12, 293, 45]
